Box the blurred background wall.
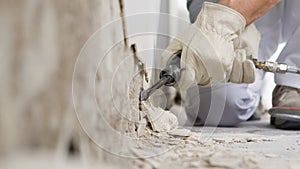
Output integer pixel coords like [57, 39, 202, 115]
[0, 0, 187, 168]
[0, 0, 127, 168]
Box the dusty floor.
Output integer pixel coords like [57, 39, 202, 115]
[130, 115, 300, 169]
[196, 116, 300, 168]
[1, 116, 299, 169]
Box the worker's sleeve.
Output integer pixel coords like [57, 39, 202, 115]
[275, 0, 300, 89]
[187, 0, 218, 23]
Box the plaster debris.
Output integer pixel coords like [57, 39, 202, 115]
[142, 102, 178, 132]
[167, 128, 191, 137]
[206, 151, 244, 168]
[264, 154, 280, 158]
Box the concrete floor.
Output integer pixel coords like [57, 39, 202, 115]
[131, 115, 300, 169]
[1, 116, 299, 169]
[188, 115, 300, 168]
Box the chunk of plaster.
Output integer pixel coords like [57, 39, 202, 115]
[167, 128, 191, 137]
[142, 102, 178, 132]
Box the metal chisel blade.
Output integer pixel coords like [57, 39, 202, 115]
[139, 76, 173, 102]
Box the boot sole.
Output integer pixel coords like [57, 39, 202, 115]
[269, 107, 300, 130]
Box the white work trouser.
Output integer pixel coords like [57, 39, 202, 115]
[186, 0, 300, 126]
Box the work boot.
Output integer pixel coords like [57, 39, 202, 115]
[269, 85, 300, 129]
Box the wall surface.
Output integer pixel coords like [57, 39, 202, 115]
[0, 0, 141, 167]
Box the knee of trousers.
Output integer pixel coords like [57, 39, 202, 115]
[185, 84, 260, 127]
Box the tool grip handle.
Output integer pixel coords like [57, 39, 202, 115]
[160, 50, 182, 86]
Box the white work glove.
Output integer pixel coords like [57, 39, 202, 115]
[230, 24, 261, 83]
[160, 2, 260, 91]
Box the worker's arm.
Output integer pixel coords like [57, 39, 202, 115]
[218, 0, 281, 25]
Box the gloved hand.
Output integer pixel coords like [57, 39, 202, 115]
[230, 24, 261, 83]
[160, 2, 260, 91]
